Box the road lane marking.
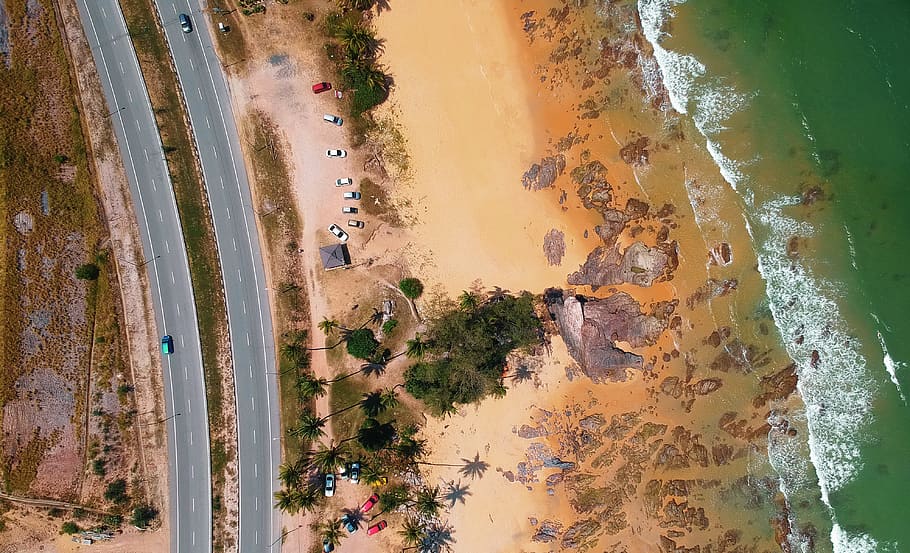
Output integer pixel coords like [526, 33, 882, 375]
[172, 4, 176, 14]
[248, 365, 252, 379]
[212, 145, 218, 159]
[255, 497, 259, 511]
[255, 530, 259, 545]
[192, 531, 195, 546]
[254, 463, 258, 478]
[253, 429, 256, 444]
[237, 268, 242, 283]
[158, 209, 163, 222]
[232, 237, 236, 251]
[187, 398, 191, 414]
[165, 240, 170, 253]
[191, 465, 195, 479]
[250, 396, 255, 411]
[242, 300, 246, 314]
[119, 61, 124, 74]
[135, 119, 141, 132]
[197, 87, 203, 100]
[151, 178, 157, 191]
[189, 58, 194, 70]
[205, 116, 210, 129]
[176, 302, 181, 317]
[180, 335, 185, 347]
[189, 431, 193, 445]
[192, 497, 195, 512]
[246, 332, 250, 346]
[128, 89, 133, 103]
[226, 206, 231, 220]
[184, 365, 188, 380]
[144, 148, 149, 161]
[219, 176, 224, 189]
[170, 271, 175, 284]
[100, 6, 106, 17]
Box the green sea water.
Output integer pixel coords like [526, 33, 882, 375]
[638, 0, 910, 550]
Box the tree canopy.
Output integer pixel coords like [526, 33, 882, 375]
[346, 328, 379, 360]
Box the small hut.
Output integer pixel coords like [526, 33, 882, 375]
[319, 244, 351, 270]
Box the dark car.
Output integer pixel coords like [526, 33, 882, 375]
[341, 514, 358, 534]
[367, 520, 387, 536]
[161, 335, 174, 355]
[322, 538, 334, 552]
[312, 82, 332, 94]
[361, 493, 379, 513]
[178, 13, 192, 33]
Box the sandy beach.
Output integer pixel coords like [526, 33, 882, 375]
[218, 0, 803, 551]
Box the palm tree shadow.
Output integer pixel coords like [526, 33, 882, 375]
[442, 479, 472, 508]
[341, 507, 366, 530]
[458, 453, 490, 480]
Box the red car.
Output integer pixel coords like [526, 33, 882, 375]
[312, 82, 332, 94]
[367, 520, 387, 536]
[361, 493, 379, 513]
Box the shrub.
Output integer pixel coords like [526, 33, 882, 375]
[381, 319, 398, 335]
[61, 521, 80, 534]
[398, 278, 423, 299]
[346, 328, 378, 360]
[131, 505, 158, 529]
[104, 479, 129, 504]
[75, 263, 100, 280]
[53, 154, 68, 164]
[92, 458, 106, 476]
[102, 514, 123, 528]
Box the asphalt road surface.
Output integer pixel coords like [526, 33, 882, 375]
[74, 1, 212, 552]
[149, 2, 281, 552]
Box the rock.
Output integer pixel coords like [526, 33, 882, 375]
[561, 518, 601, 549]
[543, 229, 566, 266]
[753, 364, 799, 408]
[660, 376, 683, 398]
[543, 457, 576, 470]
[523, 154, 566, 191]
[711, 443, 735, 465]
[545, 290, 673, 381]
[569, 241, 675, 289]
[624, 197, 650, 219]
[686, 278, 738, 309]
[532, 520, 562, 543]
[517, 424, 548, 439]
[619, 135, 650, 166]
[571, 160, 613, 210]
[708, 242, 733, 266]
[692, 378, 723, 395]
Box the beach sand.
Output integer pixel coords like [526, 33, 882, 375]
[219, 0, 803, 551]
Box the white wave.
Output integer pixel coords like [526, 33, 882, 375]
[830, 523, 882, 553]
[638, 0, 704, 114]
[757, 197, 874, 506]
[843, 224, 858, 270]
[692, 83, 752, 135]
[876, 330, 906, 403]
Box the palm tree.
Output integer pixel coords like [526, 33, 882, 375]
[318, 317, 340, 336]
[487, 286, 510, 303]
[309, 443, 348, 474]
[380, 387, 399, 410]
[458, 453, 490, 480]
[405, 334, 429, 360]
[442, 480, 471, 507]
[278, 462, 303, 489]
[489, 381, 508, 399]
[359, 463, 386, 488]
[366, 307, 384, 327]
[279, 341, 308, 367]
[396, 435, 428, 464]
[364, 67, 389, 92]
[458, 290, 479, 312]
[413, 486, 443, 518]
[398, 516, 425, 548]
[337, 0, 375, 13]
[295, 373, 328, 400]
[318, 519, 345, 548]
[337, 22, 382, 59]
[378, 483, 411, 514]
[288, 411, 326, 441]
[273, 489, 299, 514]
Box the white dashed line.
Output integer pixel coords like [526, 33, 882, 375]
[176, 303, 181, 317]
[192, 498, 195, 512]
[252, 429, 257, 445]
[184, 365, 188, 380]
[250, 396, 255, 411]
[151, 178, 157, 191]
[100, 6, 107, 17]
[212, 145, 218, 159]
[189, 58, 195, 70]
[219, 176, 224, 189]
[254, 463, 258, 478]
[135, 120, 141, 132]
[197, 87, 203, 100]
[232, 237, 236, 251]
[226, 206, 231, 219]
[189, 432, 193, 445]
[170, 271, 175, 284]
[237, 268, 242, 283]
[248, 365, 253, 379]
[205, 116, 211, 129]
[187, 399, 192, 414]
[242, 300, 246, 314]
[128, 89, 133, 103]
[165, 240, 171, 253]
[144, 148, 149, 161]
[246, 332, 250, 346]
[119, 61, 124, 74]
[191, 465, 195, 479]
[158, 209, 163, 222]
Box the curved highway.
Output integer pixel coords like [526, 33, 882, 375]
[73, 1, 212, 552]
[149, 2, 281, 552]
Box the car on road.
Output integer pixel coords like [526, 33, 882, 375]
[367, 520, 387, 536]
[341, 514, 358, 534]
[343, 191, 361, 200]
[323, 114, 343, 126]
[335, 178, 353, 187]
[350, 462, 361, 483]
[328, 224, 349, 242]
[361, 493, 379, 513]
[161, 335, 174, 355]
[347, 220, 364, 229]
[324, 473, 335, 497]
[322, 539, 334, 552]
[312, 82, 332, 94]
[326, 149, 347, 158]
[178, 13, 192, 33]
[342, 206, 358, 214]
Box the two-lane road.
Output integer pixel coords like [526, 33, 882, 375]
[74, 1, 212, 552]
[151, 2, 281, 552]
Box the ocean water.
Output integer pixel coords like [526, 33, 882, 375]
[637, 0, 910, 550]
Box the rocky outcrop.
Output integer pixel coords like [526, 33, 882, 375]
[568, 241, 677, 289]
[619, 135, 650, 166]
[543, 228, 566, 266]
[753, 364, 799, 408]
[522, 154, 566, 190]
[545, 289, 674, 381]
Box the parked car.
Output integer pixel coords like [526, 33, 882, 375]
[328, 224, 349, 242]
[342, 206, 358, 214]
[350, 462, 361, 483]
[367, 520, 388, 536]
[361, 493, 379, 513]
[324, 473, 335, 497]
[343, 191, 361, 200]
[339, 463, 349, 480]
[161, 335, 174, 355]
[312, 82, 332, 94]
[326, 149, 347, 158]
[347, 220, 364, 229]
[341, 514, 358, 534]
[322, 539, 334, 552]
[179, 13, 192, 33]
[335, 177, 353, 187]
[323, 114, 343, 126]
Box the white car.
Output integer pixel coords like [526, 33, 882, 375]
[335, 178, 353, 187]
[326, 149, 347, 158]
[342, 206, 358, 214]
[347, 220, 364, 229]
[324, 473, 335, 497]
[343, 191, 361, 200]
[323, 114, 343, 126]
[328, 224, 349, 242]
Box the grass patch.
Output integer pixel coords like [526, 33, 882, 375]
[118, 0, 231, 548]
[328, 377, 370, 443]
[358, 177, 403, 226]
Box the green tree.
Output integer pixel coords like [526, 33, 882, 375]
[295, 373, 328, 400]
[104, 479, 129, 504]
[398, 278, 424, 299]
[381, 318, 398, 334]
[61, 521, 80, 534]
[310, 443, 348, 474]
[458, 290, 480, 312]
[319, 518, 346, 548]
[413, 486, 443, 518]
[278, 462, 304, 489]
[318, 318, 340, 336]
[346, 328, 378, 359]
[280, 341, 309, 368]
[288, 411, 327, 441]
[75, 263, 100, 280]
[356, 418, 396, 451]
[131, 505, 158, 529]
[405, 334, 428, 359]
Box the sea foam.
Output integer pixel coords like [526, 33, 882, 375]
[876, 329, 906, 403]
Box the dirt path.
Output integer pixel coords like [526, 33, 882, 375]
[0, 492, 114, 516]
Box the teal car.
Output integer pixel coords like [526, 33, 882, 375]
[161, 335, 174, 355]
